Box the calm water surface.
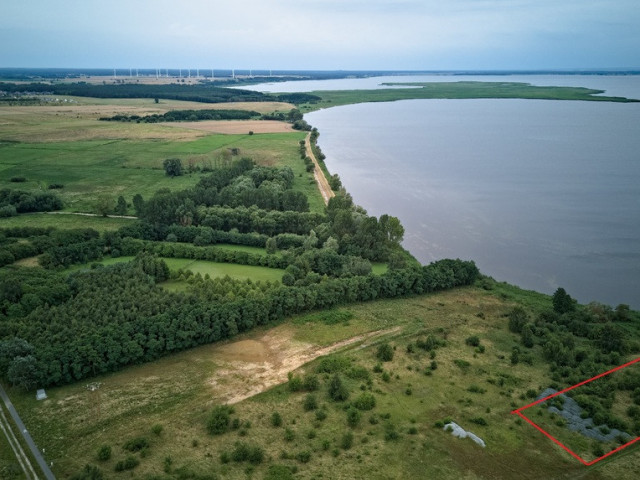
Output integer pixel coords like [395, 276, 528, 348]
[252, 76, 640, 307]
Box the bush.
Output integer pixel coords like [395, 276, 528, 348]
[265, 465, 295, 480]
[465, 335, 480, 347]
[384, 423, 399, 441]
[9, 177, 26, 183]
[296, 450, 311, 463]
[353, 392, 376, 411]
[315, 409, 327, 421]
[288, 374, 303, 392]
[0, 205, 17, 217]
[271, 411, 283, 427]
[96, 445, 111, 461]
[231, 442, 264, 465]
[346, 407, 361, 427]
[341, 431, 354, 450]
[70, 464, 104, 480]
[122, 437, 149, 452]
[114, 456, 139, 472]
[207, 405, 234, 435]
[151, 424, 163, 435]
[48, 183, 64, 189]
[284, 428, 295, 442]
[470, 417, 488, 426]
[454, 359, 471, 371]
[303, 394, 318, 411]
[376, 343, 394, 362]
[328, 374, 349, 402]
[302, 374, 320, 391]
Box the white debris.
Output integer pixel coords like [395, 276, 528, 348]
[444, 422, 486, 448]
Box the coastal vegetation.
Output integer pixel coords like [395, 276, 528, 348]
[1, 77, 639, 479]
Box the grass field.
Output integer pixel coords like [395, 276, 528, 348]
[298, 81, 640, 112]
[0, 213, 135, 232]
[6, 284, 639, 480]
[0, 129, 322, 214]
[66, 254, 284, 283]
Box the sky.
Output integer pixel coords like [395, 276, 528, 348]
[2, 0, 639, 70]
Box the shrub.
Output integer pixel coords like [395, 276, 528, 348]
[230, 442, 264, 465]
[353, 392, 376, 411]
[302, 374, 320, 391]
[303, 394, 318, 411]
[114, 456, 139, 472]
[70, 464, 104, 480]
[122, 437, 149, 452]
[288, 374, 303, 392]
[151, 424, 163, 435]
[346, 407, 361, 427]
[9, 177, 26, 183]
[48, 183, 64, 189]
[284, 428, 295, 442]
[296, 450, 311, 463]
[467, 385, 486, 394]
[470, 417, 488, 426]
[0, 205, 17, 217]
[346, 365, 371, 381]
[265, 465, 295, 480]
[454, 359, 471, 371]
[430, 360, 438, 370]
[315, 409, 327, 421]
[341, 432, 354, 450]
[96, 445, 111, 461]
[373, 363, 383, 373]
[381, 371, 391, 382]
[315, 356, 350, 374]
[465, 335, 480, 347]
[207, 405, 234, 435]
[328, 374, 349, 402]
[376, 343, 394, 362]
[271, 411, 283, 427]
[384, 423, 399, 441]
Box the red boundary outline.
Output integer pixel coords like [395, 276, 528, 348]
[511, 357, 640, 466]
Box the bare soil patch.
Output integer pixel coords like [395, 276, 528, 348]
[209, 325, 401, 404]
[164, 119, 293, 134]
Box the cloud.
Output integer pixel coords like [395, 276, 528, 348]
[1, 0, 638, 68]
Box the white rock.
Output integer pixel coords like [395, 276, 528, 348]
[444, 422, 486, 448]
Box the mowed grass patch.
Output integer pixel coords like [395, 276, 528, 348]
[65, 254, 283, 283]
[0, 213, 135, 232]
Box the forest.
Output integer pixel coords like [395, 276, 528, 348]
[0, 156, 479, 389]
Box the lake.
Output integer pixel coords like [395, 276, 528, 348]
[249, 75, 640, 308]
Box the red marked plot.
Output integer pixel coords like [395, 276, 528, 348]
[512, 357, 640, 466]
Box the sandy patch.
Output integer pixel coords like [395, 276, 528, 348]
[164, 120, 293, 134]
[209, 325, 401, 404]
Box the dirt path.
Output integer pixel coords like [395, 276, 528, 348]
[305, 133, 335, 205]
[209, 326, 401, 404]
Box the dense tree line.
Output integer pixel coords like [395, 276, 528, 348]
[99, 109, 259, 123]
[0, 258, 478, 387]
[0, 82, 269, 104]
[0, 188, 63, 216]
[139, 159, 309, 226]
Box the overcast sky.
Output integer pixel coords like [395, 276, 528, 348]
[2, 0, 639, 70]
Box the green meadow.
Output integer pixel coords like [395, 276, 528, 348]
[0, 130, 323, 215]
[298, 81, 639, 112]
